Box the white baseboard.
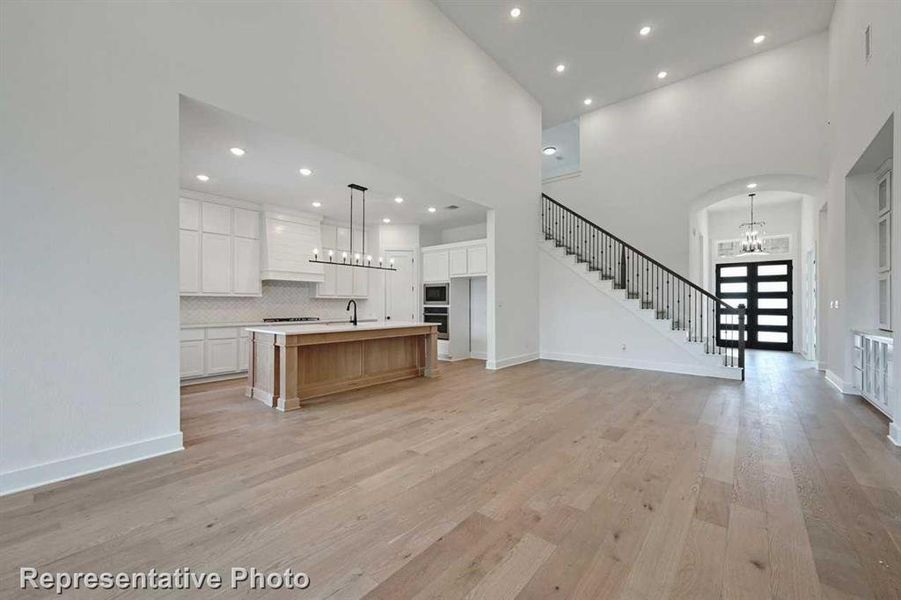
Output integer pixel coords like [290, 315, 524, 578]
[816, 361, 827, 372]
[539, 351, 742, 381]
[486, 352, 539, 370]
[889, 422, 901, 447]
[470, 351, 487, 360]
[824, 369, 854, 394]
[0, 432, 184, 496]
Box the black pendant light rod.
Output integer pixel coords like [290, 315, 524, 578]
[309, 184, 395, 271]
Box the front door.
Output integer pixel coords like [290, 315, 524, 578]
[716, 260, 793, 351]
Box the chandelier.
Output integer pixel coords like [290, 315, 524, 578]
[309, 183, 397, 271]
[738, 192, 767, 256]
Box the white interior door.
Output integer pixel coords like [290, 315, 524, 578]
[385, 250, 416, 321]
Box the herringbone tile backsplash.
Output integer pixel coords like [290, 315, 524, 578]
[180, 281, 371, 324]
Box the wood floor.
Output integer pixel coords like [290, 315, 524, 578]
[2, 353, 900, 599]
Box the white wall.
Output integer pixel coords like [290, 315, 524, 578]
[543, 33, 828, 276]
[470, 278, 488, 359]
[539, 249, 726, 376]
[420, 222, 487, 246]
[705, 199, 804, 351]
[823, 0, 901, 441]
[0, 0, 540, 493]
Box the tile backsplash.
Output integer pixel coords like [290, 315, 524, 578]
[180, 281, 372, 324]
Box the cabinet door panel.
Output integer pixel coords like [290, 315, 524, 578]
[233, 208, 260, 239]
[206, 338, 239, 374]
[238, 337, 249, 371]
[353, 266, 369, 297]
[423, 251, 449, 283]
[449, 248, 468, 277]
[179, 198, 200, 230]
[336, 263, 354, 296]
[319, 262, 337, 296]
[336, 227, 351, 252]
[201, 233, 231, 294]
[202, 202, 231, 234]
[179, 230, 201, 293]
[467, 245, 488, 275]
[233, 237, 261, 295]
[180, 340, 205, 378]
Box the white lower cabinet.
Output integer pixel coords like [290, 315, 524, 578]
[206, 338, 239, 374]
[854, 331, 893, 417]
[180, 327, 249, 380]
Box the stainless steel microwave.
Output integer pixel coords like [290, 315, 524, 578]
[423, 283, 449, 305]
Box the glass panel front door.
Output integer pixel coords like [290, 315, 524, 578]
[716, 260, 793, 351]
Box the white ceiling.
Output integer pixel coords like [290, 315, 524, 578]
[179, 97, 487, 228]
[707, 190, 803, 212]
[433, 0, 834, 127]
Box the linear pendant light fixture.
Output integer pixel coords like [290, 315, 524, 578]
[309, 183, 397, 271]
[738, 192, 768, 256]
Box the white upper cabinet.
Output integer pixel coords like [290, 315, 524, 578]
[201, 233, 231, 294]
[233, 207, 260, 239]
[449, 248, 468, 277]
[233, 236, 261, 295]
[179, 195, 262, 297]
[467, 245, 488, 275]
[422, 251, 449, 283]
[317, 224, 370, 298]
[260, 211, 323, 282]
[422, 239, 487, 281]
[179, 198, 200, 231]
[202, 202, 231, 235]
[179, 230, 201, 294]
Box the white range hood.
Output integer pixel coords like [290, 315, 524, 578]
[260, 207, 324, 282]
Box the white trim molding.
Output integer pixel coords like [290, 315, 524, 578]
[486, 352, 539, 370]
[0, 432, 184, 496]
[889, 422, 901, 447]
[540, 352, 743, 381]
[824, 369, 855, 394]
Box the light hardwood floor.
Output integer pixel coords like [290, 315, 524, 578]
[2, 353, 900, 599]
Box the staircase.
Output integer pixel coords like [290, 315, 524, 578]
[541, 193, 746, 380]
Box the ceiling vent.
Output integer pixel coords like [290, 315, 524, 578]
[865, 24, 872, 62]
[445, 205, 459, 210]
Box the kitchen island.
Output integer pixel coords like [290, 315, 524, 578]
[245, 321, 439, 411]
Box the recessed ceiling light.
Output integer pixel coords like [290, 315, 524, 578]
[583, 98, 593, 106]
[382, 217, 391, 223]
[229, 147, 245, 156]
[394, 196, 404, 204]
[657, 70, 668, 79]
[753, 34, 766, 45]
[428, 207, 437, 213]
[299, 167, 313, 176]
[639, 25, 652, 36]
[747, 182, 757, 189]
[510, 7, 521, 18]
[195, 174, 210, 182]
[555, 64, 566, 73]
[542, 146, 558, 156]
[312, 201, 322, 207]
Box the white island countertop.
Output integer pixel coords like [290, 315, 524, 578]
[245, 320, 435, 336]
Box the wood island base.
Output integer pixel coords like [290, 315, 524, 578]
[246, 322, 439, 411]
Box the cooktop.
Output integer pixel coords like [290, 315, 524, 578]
[262, 317, 321, 323]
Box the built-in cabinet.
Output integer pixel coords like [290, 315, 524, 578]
[179, 197, 262, 296]
[316, 224, 369, 298]
[422, 239, 488, 283]
[853, 331, 893, 417]
[180, 326, 250, 380]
